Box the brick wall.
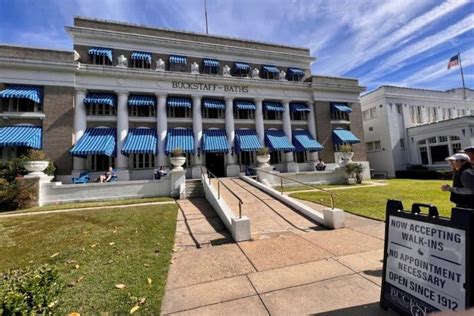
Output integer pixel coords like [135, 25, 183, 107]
[0, 45, 73, 62]
[42, 86, 74, 175]
[349, 102, 367, 161]
[315, 101, 335, 163]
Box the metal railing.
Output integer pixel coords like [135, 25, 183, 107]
[249, 167, 337, 209]
[201, 167, 243, 218]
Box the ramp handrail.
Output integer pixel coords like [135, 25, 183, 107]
[201, 167, 243, 218]
[249, 167, 337, 209]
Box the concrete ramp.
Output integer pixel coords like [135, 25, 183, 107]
[217, 178, 323, 236]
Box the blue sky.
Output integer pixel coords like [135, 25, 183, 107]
[0, 0, 473, 92]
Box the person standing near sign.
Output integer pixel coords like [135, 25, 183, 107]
[441, 153, 474, 209]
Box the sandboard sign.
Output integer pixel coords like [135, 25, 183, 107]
[380, 200, 473, 315]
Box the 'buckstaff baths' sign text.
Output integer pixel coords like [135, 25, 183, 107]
[172, 81, 249, 93]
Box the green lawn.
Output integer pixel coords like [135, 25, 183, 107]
[0, 204, 178, 314]
[273, 182, 373, 192]
[12, 196, 174, 213]
[290, 179, 454, 220]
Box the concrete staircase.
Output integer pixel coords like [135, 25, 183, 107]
[185, 179, 204, 198]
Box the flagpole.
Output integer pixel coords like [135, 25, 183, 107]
[458, 52, 466, 100]
[204, 0, 209, 34]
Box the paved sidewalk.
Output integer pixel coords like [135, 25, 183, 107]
[162, 197, 394, 315]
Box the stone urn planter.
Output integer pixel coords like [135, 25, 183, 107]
[23, 160, 49, 176]
[256, 154, 271, 167]
[341, 152, 354, 165]
[170, 148, 186, 171]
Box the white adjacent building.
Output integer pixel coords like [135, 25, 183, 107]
[360, 86, 474, 178]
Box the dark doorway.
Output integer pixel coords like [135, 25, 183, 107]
[430, 145, 449, 163]
[205, 153, 225, 177]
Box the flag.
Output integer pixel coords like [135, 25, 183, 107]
[447, 54, 459, 69]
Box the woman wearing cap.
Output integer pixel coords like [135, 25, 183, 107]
[441, 153, 474, 209]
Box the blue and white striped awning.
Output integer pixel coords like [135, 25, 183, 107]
[70, 128, 116, 157]
[165, 128, 194, 154]
[169, 55, 187, 64]
[290, 102, 310, 112]
[122, 128, 157, 156]
[332, 128, 360, 144]
[0, 126, 42, 149]
[88, 47, 113, 62]
[287, 67, 305, 77]
[203, 58, 220, 69]
[0, 86, 42, 103]
[330, 103, 352, 113]
[131, 51, 152, 63]
[265, 130, 295, 152]
[83, 93, 116, 107]
[292, 130, 323, 152]
[202, 129, 229, 153]
[235, 129, 262, 153]
[263, 101, 284, 112]
[234, 62, 250, 71]
[234, 100, 256, 110]
[203, 98, 225, 110]
[167, 97, 192, 108]
[128, 95, 156, 107]
[261, 65, 280, 74]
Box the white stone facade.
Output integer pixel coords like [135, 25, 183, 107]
[360, 86, 474, 177]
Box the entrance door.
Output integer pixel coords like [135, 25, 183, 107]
[205, 153, 225, 177]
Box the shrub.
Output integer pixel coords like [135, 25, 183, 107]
[0, 265, 63, 314]
[0, 155, 55, 182]
[396, 169, 453, 180]
[25, 149, 48, 161]
[345, 163, 365, 184]
[171, 148, 183, 157]
[0, 178, 38, 212]
[257, 147, 269, 156]
[338, 144, 353, 153]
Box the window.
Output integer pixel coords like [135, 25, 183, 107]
[448, 109, 453, 119]
[264, 110, 282, 120]
[452, 143, 462, 153]
[202, 59, 220, 75]
[366, 141, 381, 152]
[450, 136, 460, 141]
[131, 153, 155, 169]
[416, 106, 422, 123]
[234, 109, 254, 120]
[396, 103, 402, 114]
[291, 111, 307, 121]
[432, 108, 438, 121]
[89, 155, 115, 171]
[129, 105, 155, 117]
[363, 110, 370, 121]
[202, 108, 224, 119]
[442, 108, 447, 120]
[0, 147, 28, 161]
[400, 139, 405, 149]
[270, 151, 283, 164]
[294, 151, 308, 163]
[428, 137, 437, 144]
[238, 152, 255, 166]
[418, 140, 426, 145]
[369, 108, 377, 119]
[0, 98, 40, 113]
[368, 127, 373, 132]
[132, 59, 151, 69]
[86, 104, 116, 116]
[438, 136, 448, 143]
[330, 110, 349, 121]
[419, 147, 428, 165]
[410, 106, 416, 123]
[362, 108, 377, 121]
[91, 55, 111, 66]
[167, 106, 191, 118]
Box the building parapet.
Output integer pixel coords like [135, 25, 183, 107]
[0, 45, 73, 63]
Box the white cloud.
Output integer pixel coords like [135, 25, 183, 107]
[361, 13, 474, 83]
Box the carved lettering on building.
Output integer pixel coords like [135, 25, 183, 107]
[172, 81, 249, 93]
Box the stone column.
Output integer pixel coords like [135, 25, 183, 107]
[116, 90, 129, 180]
[254, 98, 264, 144]
[156, 93, 168, 167]
[73, 89, 87, 172]
[225, 96, 239, 176]
[282, 100, 298, 172]
[307, 101, 319, 164]
[191, 95, 203, 179]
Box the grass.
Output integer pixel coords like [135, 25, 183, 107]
[273, 181, 373, 192]
[11, 196, 175, 213]
[0, 204, 178, 314]
[290, 179, 454, 221]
